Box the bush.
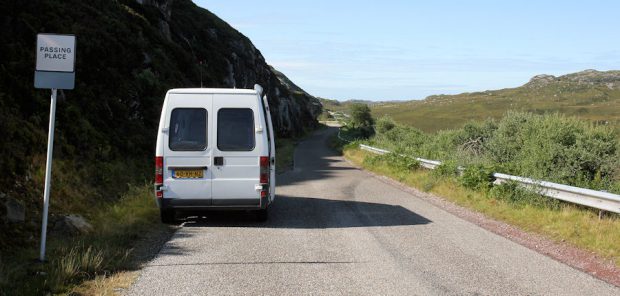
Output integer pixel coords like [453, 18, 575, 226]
[376, 116, 396, 134]
[489, 182, 561, 209]
[486, 112, 619, 187]
[432, 160, 460, 178]
[367, 111, 620, 193]
[460, 165, 495, 191]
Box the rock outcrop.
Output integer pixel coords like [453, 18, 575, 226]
[526, 70, 620, 90]
[51, 214, 93, 236]
[138, 0, 321, 136]
[3, 196, 25, 223]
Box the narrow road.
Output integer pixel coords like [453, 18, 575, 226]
[128, 127, 619, 295]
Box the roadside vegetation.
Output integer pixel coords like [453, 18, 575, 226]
[334, 109, 620, 267]
[369, 112, 620, 193]
[0, 185, 170, 295]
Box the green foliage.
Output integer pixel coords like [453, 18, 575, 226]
[375, 116, 396, 134]
[432, 160, 460, 178]
[48, 245, 107, 289]
[489, 182, 561, 209]
[351, 103, 374, 128]
[367, 111, 620, 193]
[364, 153, 419, 172]
[486, 112, 619, 186]
[460, 165, 494, 191]
[0, 185, 166, 294]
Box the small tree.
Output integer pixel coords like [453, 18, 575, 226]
[349, 103, 374, 137]
[350, 103, 374, 129]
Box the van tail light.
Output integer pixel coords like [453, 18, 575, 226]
[155, 156, 164, 198]
[260, 156, 269, 168]
[260, 156, 269, 184]
[259, 156, 269, 198]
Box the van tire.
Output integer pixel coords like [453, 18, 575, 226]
[256, 208, 268, 222]
[161, 209, 176, 224]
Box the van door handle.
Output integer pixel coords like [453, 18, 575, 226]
[214, 156, 224, 166]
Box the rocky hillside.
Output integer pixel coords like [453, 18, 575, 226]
[0, 0, 319, 249]
[372, 70, 620, 133]
[525, 70, 620, 89]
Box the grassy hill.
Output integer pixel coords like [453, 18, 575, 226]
[371, 70, 620, 134]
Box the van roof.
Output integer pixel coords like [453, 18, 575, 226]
[167, 88, 258, 95]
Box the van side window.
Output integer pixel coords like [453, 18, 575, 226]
[217, 108, 255, 151]
[169, 108, 207, 151]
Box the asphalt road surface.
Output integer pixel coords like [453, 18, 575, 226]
[128, 127, 619, 295]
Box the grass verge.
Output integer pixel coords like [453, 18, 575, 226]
[0, 184, 171, 295]
[276, 123, 328, 173]
[276, 138, 296, 173]
[344, 147, 620, 268]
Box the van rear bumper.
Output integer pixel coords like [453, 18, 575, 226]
[158, 196, 268, 210]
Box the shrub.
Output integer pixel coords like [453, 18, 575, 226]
[369, 111, 620, 193]
[376, 116, 396, 134]
[489, 182, 561, 209]
[460, 165, 495, 191]
[432, 160, 460, 178]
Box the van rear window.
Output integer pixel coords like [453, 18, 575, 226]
[217, 108, 255, 151]
[169, 108, 207, 151]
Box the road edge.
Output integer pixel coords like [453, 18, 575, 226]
[342, 156, 620, 288]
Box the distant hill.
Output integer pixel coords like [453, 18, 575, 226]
[319, 98, 378, 113]
[372, 70, 620, 133]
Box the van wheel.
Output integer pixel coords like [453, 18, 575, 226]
[161, 209, 176, 224]
[256, 208, 268, 222]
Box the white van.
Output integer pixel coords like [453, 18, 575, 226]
[154, 85, 276, 223]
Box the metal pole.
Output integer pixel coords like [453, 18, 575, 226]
[39, 88, 57, 262]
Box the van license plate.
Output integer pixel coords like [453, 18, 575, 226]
[173, 169, 203, 179]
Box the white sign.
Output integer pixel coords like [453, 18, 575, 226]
[36, 34, 75, 72]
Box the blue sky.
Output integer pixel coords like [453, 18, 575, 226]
[196, 0, 620, 101]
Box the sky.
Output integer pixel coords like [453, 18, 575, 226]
[196, 0, 620, 101]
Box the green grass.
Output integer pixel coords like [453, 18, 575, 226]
[370, 73, 620, 135]
[276, 138, 296, 173]
[0, 185, 169, 295]
[344, 147, 620, 268]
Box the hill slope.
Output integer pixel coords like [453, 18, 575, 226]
[372, 70, 620, 133]
[0, 0, 319, 249]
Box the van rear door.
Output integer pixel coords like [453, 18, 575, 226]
[212, 94, 261, 206]
[162, 94, 212, 204]
[261, 94, 276, 203]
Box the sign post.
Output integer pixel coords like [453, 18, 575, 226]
[34, 33, 76, 262]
